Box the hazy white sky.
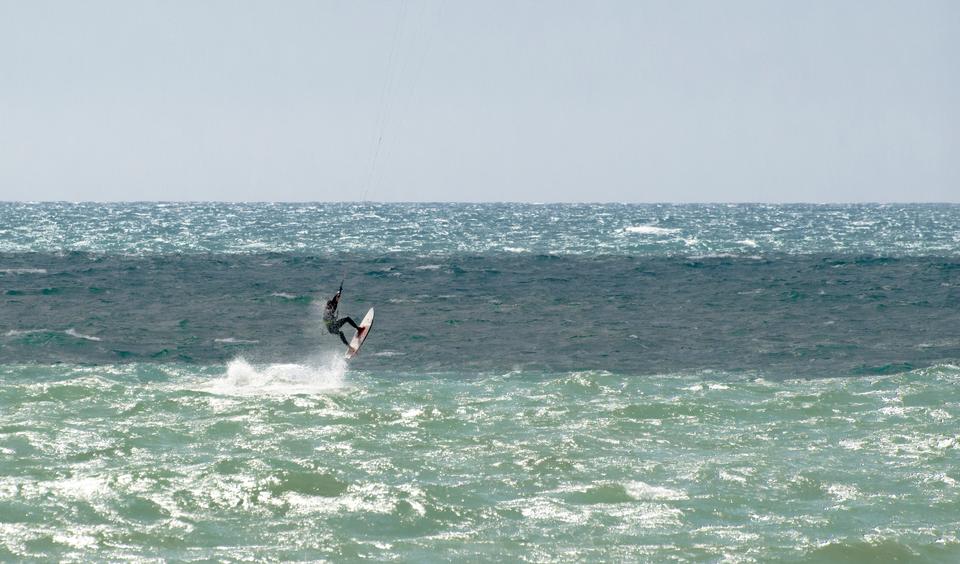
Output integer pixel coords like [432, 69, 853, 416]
[1, 1, 957, 202]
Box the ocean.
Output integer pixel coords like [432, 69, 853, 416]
[1, 202, 959, 561]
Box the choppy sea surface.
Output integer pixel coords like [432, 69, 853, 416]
[2, 203, 959, 561]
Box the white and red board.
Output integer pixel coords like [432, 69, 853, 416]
[345, 307, 374, 360]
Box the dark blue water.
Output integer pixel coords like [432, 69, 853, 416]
[3, 252, 959, 376]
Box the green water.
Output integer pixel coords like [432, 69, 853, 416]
[2, 360, 958, 561]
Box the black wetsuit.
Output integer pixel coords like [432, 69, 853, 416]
[323, 293, 359, 346]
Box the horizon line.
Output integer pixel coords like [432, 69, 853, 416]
[4, 200, 960, 206]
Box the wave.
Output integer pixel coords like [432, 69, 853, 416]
[685, 253, 763, 260]
[64, 329, 102, 342]
[5, 328, 101, 342]
[623, 225, 681, 235]
[808, 539, 956, 562]
[5, 329, 50, 337]
[0, 268, 48, 274]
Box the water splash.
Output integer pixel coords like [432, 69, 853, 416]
[203, 353, 349, 396]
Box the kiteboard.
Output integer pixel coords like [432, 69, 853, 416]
[345, 307, 374, 360]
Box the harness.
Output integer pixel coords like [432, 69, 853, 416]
[323, 302, 337, 331]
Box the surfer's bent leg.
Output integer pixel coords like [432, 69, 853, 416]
[332, 318, 357, 347]
[332, 318, 358, 332]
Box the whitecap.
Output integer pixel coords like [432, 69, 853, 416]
[64, 329, 102, 341]
[509, 497, 590, 524]
[736, 288, 765, 295]
[55, 476, 111, 501]
[605, 502, 684, 529]
[393, 407, 425, 427]
[4, 329, 49, 337]
[839, 439, 864, 451]
[936, 437, 956, 449]
[214, 338, 260, 344]
[688, 253, 763, 260]
[719, 470, 748, 484]
[52, 532, 98, 550]
[624, 481, 688, 500]
[285, 483, 395, 516]
[0, 268, 47, 274]
[929, 409, 952, 421]
[692, 525, 761, 542]
[826, 483, 859, 502]
[624, 225, 680, 235]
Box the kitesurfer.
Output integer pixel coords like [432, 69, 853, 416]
[324, 284, 361, 347]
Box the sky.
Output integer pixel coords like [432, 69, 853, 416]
[1, 0, 957, 202]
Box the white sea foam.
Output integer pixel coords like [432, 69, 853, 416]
[839, 439, 864, 451]
[214, 338, 260, 344]
[4, 329, 47, 337]
[511, 497, 590, 524]
[65, 328, 101, 341]
[719, 470, 748, 484]
[0, 268, 47, 274]
[826, 483, 859, 502]
[414, 264, 442, 270]
[55, 476, 111, 501]
[393, 407, 425, 428]
[606, 503, 685, 529]
[372, 350, 405, 357]
[270, 292, 298, 299]
[623, 225, 680, 235]
[285, 483, 396, 516]
[5, 328, 102, 341]
[624, 481, 688, 501]
[203, 355, 348, 396]
[929, 408, 952, 421]
[52, 531, 98, 550]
